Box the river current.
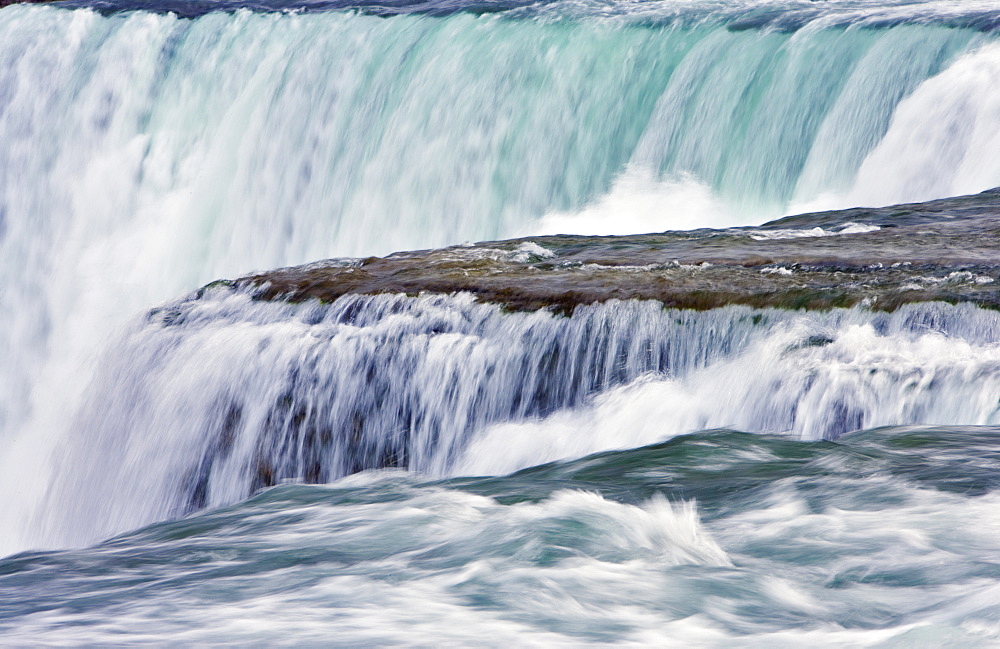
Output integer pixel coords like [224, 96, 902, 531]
[3, 0, 1000, 645]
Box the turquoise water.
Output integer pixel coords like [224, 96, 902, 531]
[5, 427, 1000, 646]
[3, 3, 999, 475]
[0, 4, 996, 264]
[3, 0, 1000, 643]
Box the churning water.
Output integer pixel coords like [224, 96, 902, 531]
[3, 0, 1000, 644]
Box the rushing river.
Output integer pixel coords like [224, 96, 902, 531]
[2, 0, 1000, 645]
[6, 426, 1000, 646]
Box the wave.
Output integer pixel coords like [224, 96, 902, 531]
[5, 426, 1000, 645]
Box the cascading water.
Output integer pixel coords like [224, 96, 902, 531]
[5, 0, 1000, 644]
[32, 289, 1000, 549]
[2, 5, 999, 440]
[3, 4, 1000, 488]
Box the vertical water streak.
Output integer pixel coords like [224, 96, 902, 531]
[2, 4, 1000, 552]
[28, 292, 1000, 550]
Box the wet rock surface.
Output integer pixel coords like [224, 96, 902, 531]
[230, 189, 1000, 314]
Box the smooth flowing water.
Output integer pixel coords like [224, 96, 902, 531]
[3, 0, 1000, 644]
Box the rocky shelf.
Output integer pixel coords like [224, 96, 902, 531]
[224, 189, 1000, 314]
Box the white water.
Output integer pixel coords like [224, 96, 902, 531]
[459, 313, 1000, 474]
[792, 42, 1000, 212]
[1, 485, 735, 646]
[4, 2, 1000, 555]
[9, 474, 1000, 646]
[15, 291, 999, 552]
[533, 168, 737, 236]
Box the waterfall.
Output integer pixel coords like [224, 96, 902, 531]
[3, 0, 1000, 555]
[28, 289, 1000, 549]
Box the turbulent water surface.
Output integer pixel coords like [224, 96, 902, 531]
[6, 427, 1000, 646]
[3, 0, 1000, 644]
